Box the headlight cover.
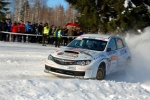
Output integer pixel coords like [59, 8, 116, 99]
[48, 54, 53, 60]
[76, 60, 91, 66]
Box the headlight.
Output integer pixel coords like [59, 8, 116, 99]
[76, 60, 91, 66]
[48, 54, 53, 60]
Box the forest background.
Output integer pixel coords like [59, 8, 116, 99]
[1, 0, 150, 34]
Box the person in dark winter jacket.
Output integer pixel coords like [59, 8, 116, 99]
[49, 25, 56, 44]
[6, 19, 12, 41]
[37, 22, 43, 43]
[1, 20, 8, 41]
[0, 20, 3, 41]
[6, 19, 12, 32]
[62, 27, 68, 46]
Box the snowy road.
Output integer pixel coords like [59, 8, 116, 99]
[0, 42, 58, 81]
[0, 29, 150, 100]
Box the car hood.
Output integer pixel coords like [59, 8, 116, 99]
[51, 47, 102, 60]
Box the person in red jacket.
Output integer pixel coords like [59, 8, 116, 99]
[19, 20, 25, 33]
[18, 20, 26, 42]
[11, 21, 18, 42]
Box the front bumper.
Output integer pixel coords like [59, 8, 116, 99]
[44, 65, 85, 78]
[44, 60, 95, 79]
[45, 65, 85, 77]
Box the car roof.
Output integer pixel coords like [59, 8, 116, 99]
[81, 34, 121, 39]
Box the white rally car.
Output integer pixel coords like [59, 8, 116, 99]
[44, 34, 131, 80]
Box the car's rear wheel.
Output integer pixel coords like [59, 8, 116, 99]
[96, 66, 105, 80]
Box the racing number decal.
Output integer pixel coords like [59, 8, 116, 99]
[76, 67, 91, 71]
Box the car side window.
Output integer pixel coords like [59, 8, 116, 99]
[116, 38, 124, 49]
[107, 38, 117, 51]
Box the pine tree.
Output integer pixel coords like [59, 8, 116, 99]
[66, 0, 150, 34]
[66, 0, 100, 33]
[0, 0, 10, 19]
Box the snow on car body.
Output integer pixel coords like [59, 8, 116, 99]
[44, 34, 131, 80]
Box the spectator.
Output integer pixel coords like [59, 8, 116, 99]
[67, 27, 74, 44]
[11, 21, 18, 42]
[0, 20, 2, 41]
[19, 20, 25, 33]
[54, 26, 62, 47]
[6, 19, 12, 41]
[6, 19, 12, 32]
[42, 23, 50, 46]
[62, 26, 68, 46]
[28, 22, 33, 42]
[30, 23, 38, 43]
[32, 23, 38, 35]
[1, 20, 8, 41]
[25, 21, 30, 33]
[79, 29, 84, 35]
[49, 25, 56, 45]
[73, 27, 77, 36]
[37, 22, 43, 43]
[18, 20, 26, 42]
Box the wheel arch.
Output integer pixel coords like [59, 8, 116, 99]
[95, 61, 106, 80]
[99, 62, 106, 70]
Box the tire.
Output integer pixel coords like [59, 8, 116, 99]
[96, 67, 105, 80]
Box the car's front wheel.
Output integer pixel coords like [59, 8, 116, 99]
[96, 67, 105, 80]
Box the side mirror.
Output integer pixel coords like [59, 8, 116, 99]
[107, 48, 111, 52]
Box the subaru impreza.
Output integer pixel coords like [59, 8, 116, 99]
[44, 34, 131, 80]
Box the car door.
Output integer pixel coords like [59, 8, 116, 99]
[115, 38, 128, 68]
[106, 38, 118, 73]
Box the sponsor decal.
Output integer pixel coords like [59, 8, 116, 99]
[80, 50, 96, 56]
[94, 54, 105, 60]
[62, 66, 76, 70]
[67, 67, 76, 70]
[45, 62, 55, 67]
[95, 38, 108, 41]
[107, 51, 117, 56]
[95, 38, 105, 40]
[76, 67, 91, 71]
[120, 49, 127, 56]
[56, 50, 61, 52]
[111, 55, 118, 60]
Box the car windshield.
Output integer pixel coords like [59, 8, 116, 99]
[67, 38, 107, 51]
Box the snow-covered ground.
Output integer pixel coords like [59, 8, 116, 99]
[0, 28, 150, 100]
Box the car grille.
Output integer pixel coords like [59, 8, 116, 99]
[53, 57, 76, 65]
[45, 65, 85, 76]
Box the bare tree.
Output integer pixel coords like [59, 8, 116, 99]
[11, 0, 78, 27]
